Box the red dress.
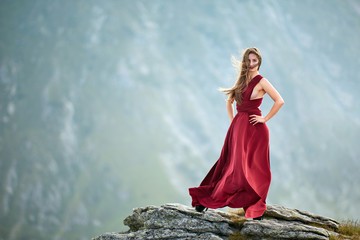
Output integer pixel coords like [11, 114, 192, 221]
[188, 75, 271, 218]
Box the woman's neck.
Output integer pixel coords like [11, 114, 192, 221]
[248, 71, 259, 80]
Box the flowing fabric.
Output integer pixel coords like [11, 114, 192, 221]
[188, 75, 271, 218]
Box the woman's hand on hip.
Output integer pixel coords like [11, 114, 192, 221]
[249, 115, 266, 125]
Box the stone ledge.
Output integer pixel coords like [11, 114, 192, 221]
[92, 203, 340, 240]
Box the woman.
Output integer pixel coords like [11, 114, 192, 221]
[188, 47, 284, 220]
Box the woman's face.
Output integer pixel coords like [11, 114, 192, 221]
[248, 53, 259, 72]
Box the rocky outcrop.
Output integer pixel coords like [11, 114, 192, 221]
[92, 203, 340, 240]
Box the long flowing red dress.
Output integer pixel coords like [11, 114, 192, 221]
[189, 74, 271, 218]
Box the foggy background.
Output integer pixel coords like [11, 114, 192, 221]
[0, 0, 359, 239]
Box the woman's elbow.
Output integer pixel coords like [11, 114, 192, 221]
[277, 98, 285, 106]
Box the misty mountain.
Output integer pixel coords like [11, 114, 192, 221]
[0, 0, 359, 239]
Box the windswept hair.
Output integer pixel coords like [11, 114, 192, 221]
[219, 47, 262, 105]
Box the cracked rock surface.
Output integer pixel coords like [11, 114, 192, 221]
[92, 203, 339, 240]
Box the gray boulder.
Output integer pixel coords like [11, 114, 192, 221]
[92, 203, 339, 240]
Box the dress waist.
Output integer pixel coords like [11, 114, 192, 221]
[236, 98, 262, 115]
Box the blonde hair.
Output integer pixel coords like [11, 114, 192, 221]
[219, 47, 262, 104]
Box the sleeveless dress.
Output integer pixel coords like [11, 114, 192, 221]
[188, 74, 271, 218]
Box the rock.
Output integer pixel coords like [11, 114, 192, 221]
[240, 219, 332, 240]
[92, 203, 340, 240]
[265, 205, 339, 230]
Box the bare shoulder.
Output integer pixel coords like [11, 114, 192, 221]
[259, 77, 283, 102]
[260, 77, 270, 84]
[259, 77, 275, 89]
[227, 95, 235, 104]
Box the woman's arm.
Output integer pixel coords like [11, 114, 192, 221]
[249, 78, 284, 125]
[226, 97, 235, 123]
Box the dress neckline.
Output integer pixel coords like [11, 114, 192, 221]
[250, 74, 261, 82]
[248, 75, 263, 101]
